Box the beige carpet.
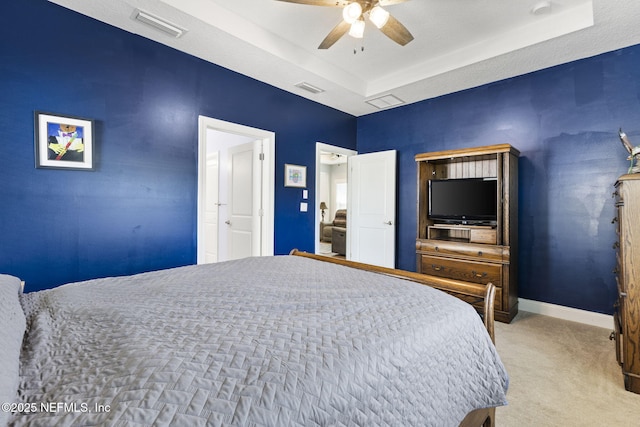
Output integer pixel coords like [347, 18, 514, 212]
[495, 311, 640, 426]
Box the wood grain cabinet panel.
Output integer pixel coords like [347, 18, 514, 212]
[420, 254, 504, 311]
[420, 255, 502, 287]
[416, 240, 507, 263]
[613, 175, 640, 394]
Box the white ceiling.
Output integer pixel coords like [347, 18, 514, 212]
[49, 0, 640, 116]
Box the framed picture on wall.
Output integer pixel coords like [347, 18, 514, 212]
[34, 111, 95, 170]
[284, 163, 306, 188]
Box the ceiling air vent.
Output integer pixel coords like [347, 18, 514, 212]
[133, 9, 187, 38]
[295, 82, 325, 94]
[366, 94, 404, 109]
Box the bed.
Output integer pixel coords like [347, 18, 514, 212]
[1, 251, 508, 426]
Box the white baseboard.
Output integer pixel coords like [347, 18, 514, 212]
[518, 298, 613, 330]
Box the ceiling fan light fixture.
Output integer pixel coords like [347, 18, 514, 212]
[342, 2, 363, 24]
[349, 19, 365, 38]
[369, 6, 390, 29]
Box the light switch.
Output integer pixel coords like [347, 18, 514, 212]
[300, 202, 308, 212]
[302, 190, 308, 199]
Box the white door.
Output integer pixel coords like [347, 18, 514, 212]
[226, 141, 262, 260]
[203, 152, 220, 263]
[197, 116, 275, 265]
[348, 150, 396, 268]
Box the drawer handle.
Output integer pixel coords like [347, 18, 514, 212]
[613, 242, 620, 249]
[613, 267, 619, 275]
[472, 271, 487, 278]
[434, 246, 439, 251]
[612, 191, 619, 198]
[612, 217, 618, 224]
[609, 331, 616, 341]
[431, 264, 442, 271]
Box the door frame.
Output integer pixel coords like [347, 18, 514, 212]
[197, 115, 275, 264]
[314, 142, 357, 255]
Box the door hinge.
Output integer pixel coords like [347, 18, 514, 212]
[259, 153, 265, 161]
[258, 208, 264, 217]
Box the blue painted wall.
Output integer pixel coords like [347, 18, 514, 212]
[0, 0, 356, 292]
[2, 0, 638, 315]
[357, 48, 640, 315]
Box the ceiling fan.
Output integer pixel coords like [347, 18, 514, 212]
[275, 0, 414, 49]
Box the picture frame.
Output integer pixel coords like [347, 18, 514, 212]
[34, 111, 95, 170]
[284, 163, 306, 188]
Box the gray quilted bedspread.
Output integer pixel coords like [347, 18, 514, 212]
[11, 256, 508, 426]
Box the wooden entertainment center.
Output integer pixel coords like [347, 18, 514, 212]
[415, 144, 519, 323]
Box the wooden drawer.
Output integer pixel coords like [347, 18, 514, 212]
[440, 286, 503, 313]
[420, 254, 502, 287]
[416, 239, 507, 263]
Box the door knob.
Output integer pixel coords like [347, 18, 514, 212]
[224, 220, 231, 225]
[384, 221, 392, 225]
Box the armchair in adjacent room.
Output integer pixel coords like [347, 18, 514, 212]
[320, 209, 347, 245]
[330, 209, 347, 255]
[331, 225, 346, 256]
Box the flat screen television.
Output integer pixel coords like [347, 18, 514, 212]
[428, 178, 497, 224]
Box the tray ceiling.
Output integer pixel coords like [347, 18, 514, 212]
[49, 0, 640, 116]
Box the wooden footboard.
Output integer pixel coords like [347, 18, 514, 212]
[289, 250, 495, 343]
[460, 407, 495, 427]
[290, 250, 499, 427]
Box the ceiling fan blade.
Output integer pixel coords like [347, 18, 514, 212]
[378, 14, 414, 46]
[275, 0, 349, 6]
[318, 20, 350, 49]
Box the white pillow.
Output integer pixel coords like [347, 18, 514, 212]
[0, 275, 26, 426]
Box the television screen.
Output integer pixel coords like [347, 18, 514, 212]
[429, 178, 497, 223]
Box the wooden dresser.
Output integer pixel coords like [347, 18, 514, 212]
[415, 144, 519, 323]
[612, 174, 640, 394]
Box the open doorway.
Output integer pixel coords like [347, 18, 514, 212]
[315, 142, 357, 256]
[197, 116, 275, 264]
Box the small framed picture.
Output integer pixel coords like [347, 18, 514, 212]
[284, 163, 306, 188]
[34, 111, 95, 170]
